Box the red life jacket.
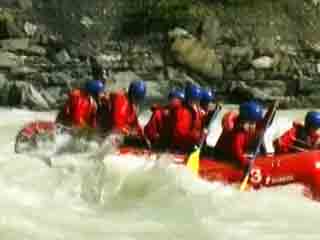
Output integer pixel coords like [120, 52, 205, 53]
[56, 89, 97, 128]
[103, 90, 142, 135]
[215, 111, 239, 157]
[171, 104, 204, 151]
[144, 100, 182, 146]
[144, 104, 170, 145]
[274, 122, 320, 153]
[215, 111, 256, 167]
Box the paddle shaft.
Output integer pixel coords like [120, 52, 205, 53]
[240, 101, 279, 190]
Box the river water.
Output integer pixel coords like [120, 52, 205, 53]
[1, 107, 320, 240]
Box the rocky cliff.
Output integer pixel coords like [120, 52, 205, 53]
[0, 0, 320, 109]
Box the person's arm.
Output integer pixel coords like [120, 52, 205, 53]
[274, 127, 296, 153]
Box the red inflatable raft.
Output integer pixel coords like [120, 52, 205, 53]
[119, 145, 320, 199]
[14, 120, 320, 200]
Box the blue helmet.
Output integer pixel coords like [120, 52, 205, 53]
[168, 89, 185, 101]
[85, 80, 105, 96]
[185, 84, 202, 102]
[201, 88, 215, 105]
[305, 111, 320, 129]
[239, 101, 263, 122]
[129, 80, 146, 101]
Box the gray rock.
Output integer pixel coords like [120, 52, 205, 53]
[231, 80, 286, 101]
[8, 82, 49, 110]
[298, 79, 320, 94]
[109, 71, 140, 91]
[0, 38, 29, 51]
[11, 66, 37, 76]
[170, 32, 223, 79]
[145, 80, 169, 99]
[25, 84, 49, 110]
[49, 72, 73, 86]
[238, 69, 255, 81]
[24, 22, 37, 37]
[55, 49, 71, 64]
[0, 51, 20, 69]
[252, 56, 274, 69]
[25, 45, 46, 56]
[41, 90, 58, 108]
[201, 14, 221, 47]
[0, 73, 10, 105]
[230, 46, 254, 59]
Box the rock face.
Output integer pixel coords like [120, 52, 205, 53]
[0, 1, 320, 110]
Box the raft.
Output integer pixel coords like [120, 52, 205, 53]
[118, 145, 320, 199]
[15, 120, 320, 200]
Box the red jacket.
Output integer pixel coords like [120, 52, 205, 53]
[215, 110, 268, 167]
[144, 105, 170, 145]
[144, 100, 182, 146]
[274, 122, 320, 153]
[56, 89, 97, 128]
[171, 104, 204, 152]
[103, 90, 142, 135]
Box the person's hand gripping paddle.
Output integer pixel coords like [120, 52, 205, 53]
[186, 104, 222, 175]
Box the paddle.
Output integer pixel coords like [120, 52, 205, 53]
[240, 101, 279, 191]
[186, 104, 222, 175]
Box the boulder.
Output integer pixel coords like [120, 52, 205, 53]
[54, 49, 71, 64]
[24, 21, 37, 37]
[25, 45, 47, 56]
[230, 80, 287, 101]
[169, 28, 223, 80]
[8, 82, 49, 110]
[0, 51, 20, 69]
[0, 38, 30, 51]
[252, 56, 274, 69]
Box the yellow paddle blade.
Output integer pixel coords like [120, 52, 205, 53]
[186, 148, 200, 176]
[239, 174, 250, 191]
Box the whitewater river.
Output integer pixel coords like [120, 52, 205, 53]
[1, 107, 320, 240]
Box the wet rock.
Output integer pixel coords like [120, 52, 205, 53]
[0, 38, 29, 51]
[252, 56, 274, 69]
